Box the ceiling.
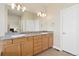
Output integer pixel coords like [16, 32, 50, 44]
[23, 3, 76, 12]
[7, 3, 77, 16]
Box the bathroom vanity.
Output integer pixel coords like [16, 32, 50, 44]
[0, 32, 53, 56]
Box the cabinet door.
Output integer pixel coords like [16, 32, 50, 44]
[21, 37, 33, 56]
[2, 44, 20, 56]
[48, 33, 53, 48]
[42, 34, 49, 51]
[33, 36, 42, 55]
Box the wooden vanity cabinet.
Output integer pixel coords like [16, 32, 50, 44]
[21, 37, 33, 56]
[1, 33, 53, 56]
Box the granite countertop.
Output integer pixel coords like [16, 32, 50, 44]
[0, 31, 52, 40]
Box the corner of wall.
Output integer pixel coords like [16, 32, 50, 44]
[53, 45, 62, 51]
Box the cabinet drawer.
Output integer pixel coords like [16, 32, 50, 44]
[0, 40, 12, 46]
[37, 35, 42, 39]
[42, 40, 48, 43]
[34, 48, 42, 55]
[34, 42, 41, 47]
[34, 48, 42, 51]
[34, 43, 38, 47]
[34, 38, 38, 41]
[38, 42, 42, 45]
[42, 43, 48, 46]
[34, 40, 38, 43]
[34, 44, 41, 48]
[34, 36, 38, 39]
[42, 35, 48, 37]
[34, 50, 38, 55]
[25, 39, 33, 42]
[38, 38, 42, 42]
[34, 37, 38, 43]
[22, 50, 33, 56]
[13, 38, 25, 44]
[27, 37, 33, 40]
[42, 46, 48, 50]
[42, 44, 48, 48]
[22, 44, 33, 50]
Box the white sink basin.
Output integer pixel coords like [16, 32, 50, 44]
[11, 34, 26, 38]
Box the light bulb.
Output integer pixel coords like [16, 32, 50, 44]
[42, 13, 45, 17]
[22, 7, 26, 12]
[11, 3, 15, 9]
[41, 13, 46, 17]
[37, 12, 41, 16]
[44, 14, 46, 16]
[17, 5, 20, 11]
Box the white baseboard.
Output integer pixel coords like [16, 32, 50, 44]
[53, 46, 62, 51]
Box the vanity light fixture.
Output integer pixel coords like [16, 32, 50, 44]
[37, 8, 47, 17]
[37, 12, 46, 17]
[11, 3, 26, 12]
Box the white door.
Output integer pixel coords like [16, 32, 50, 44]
[61, 6, 77, 55]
